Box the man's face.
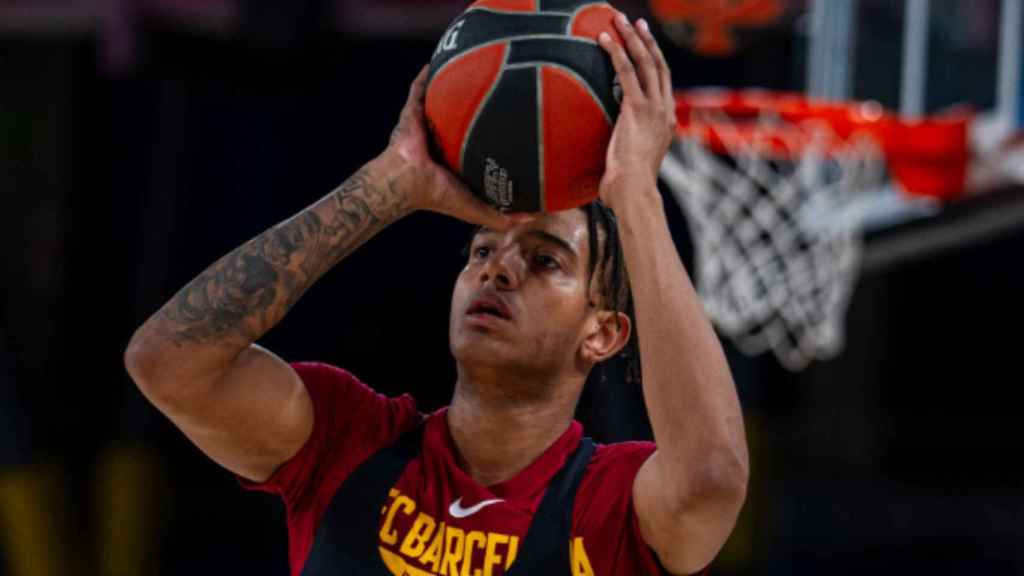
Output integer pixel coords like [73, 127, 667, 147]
[449, 210, 596, 379]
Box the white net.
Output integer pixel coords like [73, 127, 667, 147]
[661, 105, 886, 370]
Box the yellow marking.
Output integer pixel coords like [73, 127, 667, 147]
[504, 535, 519, 570]
[379, 547, 435, 576]
[381, 487, 399, 516]
[440, 525, 465, 575]
[380, 494, 416, 545]
[400, 512, 437, 558]
[570, 537, 595, 576]
[376, 503, 523, 576]
[419, 520, 446, 573]
[482, 532, 509, 576]
[461, 530, 487, 576]
[379, 546, 407, 575]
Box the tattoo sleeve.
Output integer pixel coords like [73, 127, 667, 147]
[157, 164, 411, 349]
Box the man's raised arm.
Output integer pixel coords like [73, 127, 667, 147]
[124, 67, 514, 483]
[597, 15, 749, 576]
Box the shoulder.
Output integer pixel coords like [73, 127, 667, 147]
[290, 361, 422, 451]
[573, 440, 657, 518]
[290, 361, 365, 402]
[243, 361, 421, 504]
[290, 361, 376, 397]
[578, 440, 657, 505]
[589, 441, 658, 469]
[291, 361, 419, 433]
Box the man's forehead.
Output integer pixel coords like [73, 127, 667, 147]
[476, 210, 589, 251]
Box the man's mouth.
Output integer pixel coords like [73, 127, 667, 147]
[466, 296, 511, 321]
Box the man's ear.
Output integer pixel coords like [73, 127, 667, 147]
[581, 310, 632, 364]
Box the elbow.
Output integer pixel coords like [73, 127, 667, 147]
[675, 446, 749, 517]
[125, 328, 154, 384]
[710, 448, 749, 507]
[691, 419, 751, 511]
[644, 448, 749, 575]
[124, 328, 168, 398]
[706, 443, 749, 503]
[123, 327, 197, 410]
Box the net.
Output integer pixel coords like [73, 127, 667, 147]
[661, 90, 888, 370]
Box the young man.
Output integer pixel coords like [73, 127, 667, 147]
[125, 14, 747, 576]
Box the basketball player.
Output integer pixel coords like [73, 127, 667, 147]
[125, 14, 747, 575]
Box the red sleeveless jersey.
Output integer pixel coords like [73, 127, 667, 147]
[241, 362, 666, 576]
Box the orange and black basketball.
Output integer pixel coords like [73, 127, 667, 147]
[425, 0, 623, 213]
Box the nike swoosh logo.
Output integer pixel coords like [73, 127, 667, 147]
[448, 497, 505, 519]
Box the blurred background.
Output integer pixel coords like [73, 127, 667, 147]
[1, 0, 1022, 575]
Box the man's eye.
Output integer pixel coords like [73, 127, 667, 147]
[534, 254, 560, 270]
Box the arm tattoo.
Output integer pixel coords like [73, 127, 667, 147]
[161, 167, 410, 346]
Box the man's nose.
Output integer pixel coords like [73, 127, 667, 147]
[479, 248, 522, 289]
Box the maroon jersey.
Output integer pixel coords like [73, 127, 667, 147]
[242, 362, 666, 576]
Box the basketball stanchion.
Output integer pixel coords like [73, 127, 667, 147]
[660, 89, 970, 370]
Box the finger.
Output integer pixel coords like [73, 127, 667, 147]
[439, 172, 517, 230]
[405, 65, 430, 112]
[613, 13, 658, 97]
[455, 195, 518, 231]
[636, 18, 674, 106]
[507, 212, 537, 224]
[598, 31, 642, 102]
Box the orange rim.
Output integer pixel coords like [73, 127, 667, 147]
[673, 89, 974, 199]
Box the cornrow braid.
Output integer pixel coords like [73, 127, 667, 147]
[582, 201, 639, 384]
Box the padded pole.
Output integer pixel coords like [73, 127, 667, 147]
[806, 0, 828, 98]
[827, 0, 856, 100]
[998, 0, 1022, 129]
[807, 0, 857, 100]
[900, 0, 930, 118]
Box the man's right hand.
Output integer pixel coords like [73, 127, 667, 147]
[382, 66, 527, 231]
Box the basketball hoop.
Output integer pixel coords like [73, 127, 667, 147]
[661, 89, 970, 370]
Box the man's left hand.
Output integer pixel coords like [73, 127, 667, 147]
[597, 14, 677, 210]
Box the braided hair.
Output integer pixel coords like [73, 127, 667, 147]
[581, 201, 639, 384]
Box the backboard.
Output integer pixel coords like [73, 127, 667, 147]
[651, 0, 1024, 368]
[809, 0, 1024, 272]
[654, 0, 1024, 257]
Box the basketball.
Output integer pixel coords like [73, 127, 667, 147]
[425, 0, 623, 213]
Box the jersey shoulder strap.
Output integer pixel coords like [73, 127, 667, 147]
[301, 424, 423, 575]
[506, 436, 595, 574]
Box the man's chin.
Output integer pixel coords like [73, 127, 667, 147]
[452, 318, 514, 344]
[451, 334, 519, 366]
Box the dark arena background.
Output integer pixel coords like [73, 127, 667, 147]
[1, 1, 1022, 575]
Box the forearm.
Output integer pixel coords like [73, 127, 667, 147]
[127, 152, 413, 379]
[611, 184, 748, 500]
